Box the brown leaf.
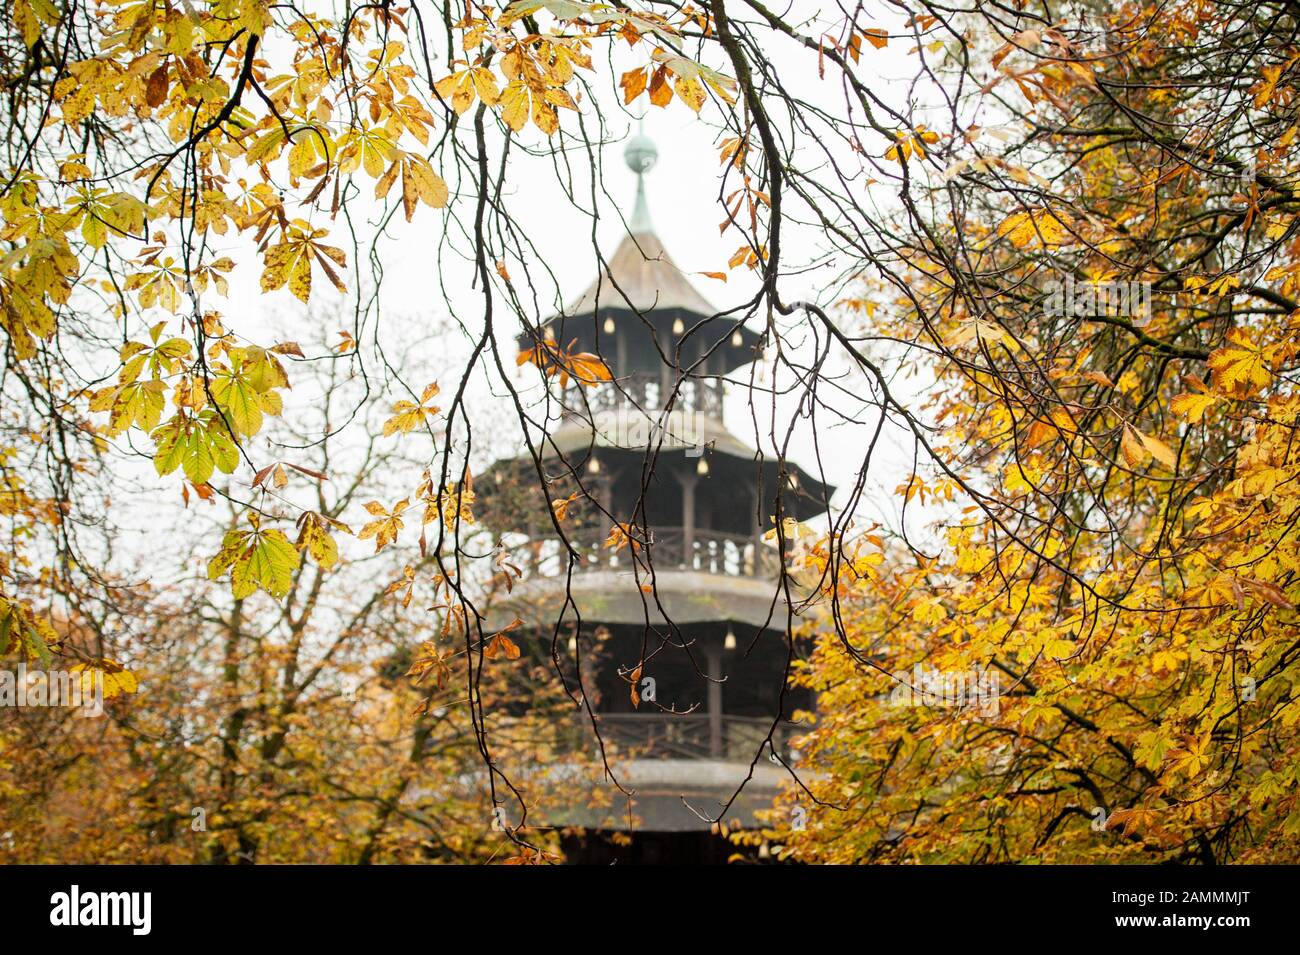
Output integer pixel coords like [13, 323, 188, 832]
[1243, 579, 1295, 610]
[620, 67, 648, 104]
[146, 63, 169, 108]
[648, 65, 673, 107]
[861, 28, 889, 49]
[484, 632, 521, 660]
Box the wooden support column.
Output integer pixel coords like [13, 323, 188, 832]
[659, 345, 673, 408]
[706, 644, 723, 759]
[696, 351, 708, 413]
[679, 472, 697, 569]
[595, 473, 613, 567]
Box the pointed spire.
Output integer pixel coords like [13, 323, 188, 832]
[625, 130, 658, 234]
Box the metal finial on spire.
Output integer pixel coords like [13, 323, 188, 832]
[625, 131, 657, 233]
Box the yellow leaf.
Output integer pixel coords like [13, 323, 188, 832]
[382, 398, 440, 436]
[1140, 431, 1178, 470]
[996, 208, 1075, 249]
[1171, 392, 1217, 422]
[499, 81, 530, 132]
[675, 74, 706, 113]
[359, 499, 408, 552]
[1120, 424, 1149, 468]
[70, 660, 139, 699]
[296, 512, 343, 570]
[1207, 328, 1272, 397]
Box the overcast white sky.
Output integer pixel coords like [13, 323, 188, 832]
[103, 5, 960, 581]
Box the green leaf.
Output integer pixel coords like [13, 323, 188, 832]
[182, 432, 215, 484]
[214, 376, 264, 436]
[152, 418, 187, 476]
[208, 521, 301, 600]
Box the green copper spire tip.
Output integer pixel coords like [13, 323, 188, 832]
[625, 132, 657, 233]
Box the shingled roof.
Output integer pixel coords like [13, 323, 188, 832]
[519, 133, 764, 371]
[566, 227, 718, 318]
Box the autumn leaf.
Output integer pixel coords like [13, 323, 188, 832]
[1135, 729, 1175, 771]
[1119, 424, 1174, 469]
[674, 74, 706, 113]
[884, 126, 939, 162]
[1207, 328, 1272, 397]
[551, 492, 579, 522]
[483, 619, 523, 660]
[496, 80, 574, 135]
[415, 469, 477, 536]
[1141, 429, 1178, 470]
[517, 338, 613, 388]
[260, 221, 348, 303]
[295, 511, 349, 569]
[211, 369, 277, 438]
[1240, 578, 1295, 610]
[604, 522, 641, 553]
[151, 412, 240, 485]
[861, 28, 889, 49]
[375, 153, 449, 221]
[1170, 392, 1218, 422]
[145, 62, 169, 108]
[207, 514, 303, 600]
[383, 382, 442, 436]
[498, 80, 532, 131]
[620, 67, 648, 104]
[407, 641, 451, 688]
[648, 65, 673, 107]
[70, 659, 140, 699]
[434, 66, 500, 114]
[359, 499, 409, 552]
[995, 208, 1076, 249]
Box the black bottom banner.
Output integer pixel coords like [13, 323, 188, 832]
[0, 863, 1281, 942]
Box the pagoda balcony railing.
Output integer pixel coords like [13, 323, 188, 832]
[565, 712, 803, 761]
[561, 371, 723, 420]
[517, 526, 779, 579]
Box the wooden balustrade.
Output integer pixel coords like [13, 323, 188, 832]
[564, 712, 800, 761]
[561, 372, 724, 421]
[516, 526, 779, 579]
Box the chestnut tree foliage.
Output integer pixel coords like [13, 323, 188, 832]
[2, 0, 1300, 863]
[751, 2, 1300, 862]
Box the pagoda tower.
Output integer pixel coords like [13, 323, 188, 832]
[481, 134, 834, 864]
